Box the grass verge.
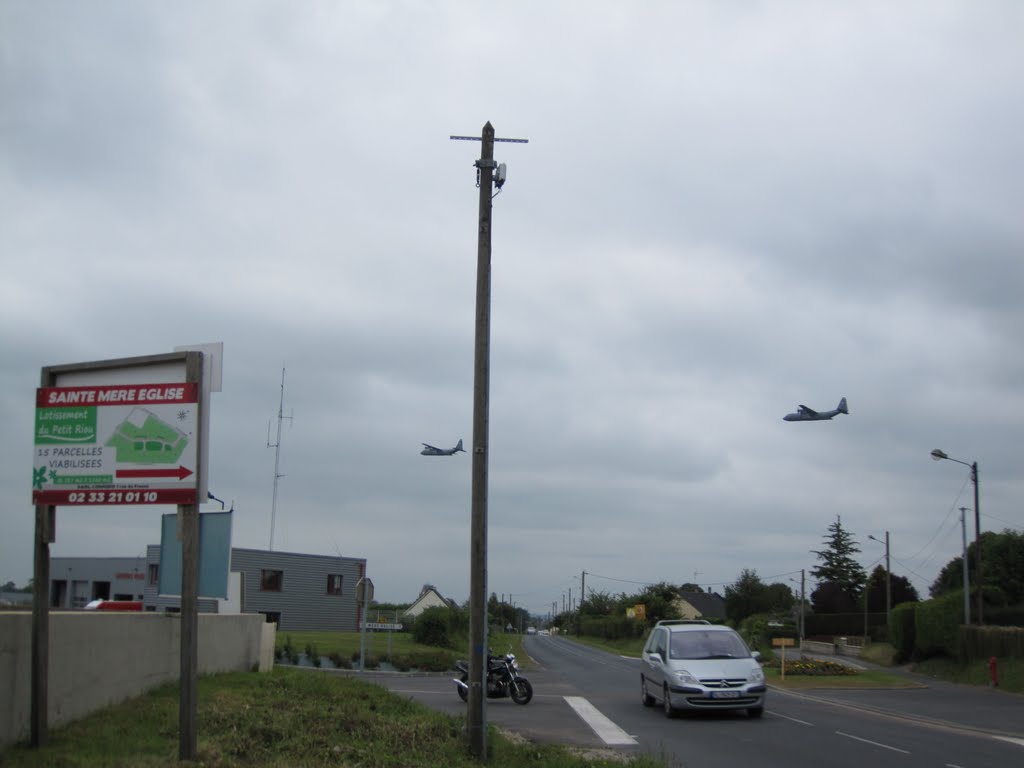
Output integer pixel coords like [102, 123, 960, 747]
[912, 655, 1023, 693]
[1, 668, 662, 768]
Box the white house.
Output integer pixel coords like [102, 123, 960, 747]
[402, 584, 455, 618]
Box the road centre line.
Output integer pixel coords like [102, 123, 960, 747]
[564, 696, 637, 746]
[835, 730, 910, 754]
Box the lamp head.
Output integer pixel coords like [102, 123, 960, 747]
[931, 449, 948, 461]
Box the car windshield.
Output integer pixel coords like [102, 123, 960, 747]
[669, 630, 749, 660]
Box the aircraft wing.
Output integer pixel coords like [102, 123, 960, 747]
[798, 405, 818, 417]
[421, 443, 438, 450]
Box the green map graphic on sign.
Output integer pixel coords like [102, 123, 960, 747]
[105, 407, 189, 464]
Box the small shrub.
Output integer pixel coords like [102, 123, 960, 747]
[328, 652, 351, 669]
[305, 643, 321, 668]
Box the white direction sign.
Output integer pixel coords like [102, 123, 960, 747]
[32, 382, 199, 505]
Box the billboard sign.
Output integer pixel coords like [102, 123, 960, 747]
[32, 382, 199, 505]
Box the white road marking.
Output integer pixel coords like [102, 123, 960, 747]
[769, 711, 814, 726]
[564, 696, 637, 745]
[993, 736, 1024, 749]
[835, 730, 910, 754]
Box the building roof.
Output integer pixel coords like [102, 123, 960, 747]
[677, 591, 726, 620]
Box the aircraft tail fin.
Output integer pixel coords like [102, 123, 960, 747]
[455, 439, 465, 452]
[837, 397, 849, 415]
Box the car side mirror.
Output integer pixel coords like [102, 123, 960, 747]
[751, 651, 761, 661]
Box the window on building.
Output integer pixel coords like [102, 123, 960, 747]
[148, 564, 159, 585]
[327, 574, 343, 595]
[261, 569, 283, 592]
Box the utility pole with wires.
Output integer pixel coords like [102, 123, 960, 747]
[960, 507, 971, 624]
[450, 122, 527, 762]
[267, 368, 293, 551]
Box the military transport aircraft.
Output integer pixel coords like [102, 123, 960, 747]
[420, 439, 466, 456]
[783, 397, 849, 422]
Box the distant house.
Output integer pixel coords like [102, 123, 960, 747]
[673, 591, 726, 621]
[402, 584, 456, 618]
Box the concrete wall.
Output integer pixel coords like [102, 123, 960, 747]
[0, 611, 274, 749]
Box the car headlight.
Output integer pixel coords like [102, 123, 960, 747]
[675, 669, 699, 685]
[748, 666, 765, 684]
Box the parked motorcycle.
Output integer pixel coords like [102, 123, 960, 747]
[453, 648, 533, 705]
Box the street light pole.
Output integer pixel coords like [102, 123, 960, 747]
[931, 449, 983, 624]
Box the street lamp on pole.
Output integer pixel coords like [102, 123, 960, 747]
[931, 449, 982, 624]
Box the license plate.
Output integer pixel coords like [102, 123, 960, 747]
[708, 690, 739, 699]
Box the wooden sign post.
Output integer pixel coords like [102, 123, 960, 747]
[772, 637, 796, 680]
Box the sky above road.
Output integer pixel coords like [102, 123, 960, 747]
[3, 2, 1022, 616]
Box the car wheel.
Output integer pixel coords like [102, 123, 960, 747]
[641, 676, 655, 707]
[748, 705, 764, 718]
[663, 685, 678, 719]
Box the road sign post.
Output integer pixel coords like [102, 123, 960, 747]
[356, 576, 374, 672]
[29, 350, 211, 760]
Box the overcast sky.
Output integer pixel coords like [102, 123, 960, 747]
[3, 2, 1022, 616]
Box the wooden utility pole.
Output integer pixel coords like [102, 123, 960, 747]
[450, 122, 526, 762]
[178, 350, 204, 760]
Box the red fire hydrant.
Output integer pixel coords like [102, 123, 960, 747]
[988, 656, 999, 688]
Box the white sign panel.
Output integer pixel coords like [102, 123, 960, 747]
[32, 382, 199, 505]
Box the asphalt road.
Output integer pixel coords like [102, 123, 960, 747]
[370, 634, 1024, 767]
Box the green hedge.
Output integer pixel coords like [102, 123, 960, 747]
[890, 601, 917, 661]
[578, 615, 645, 640]
[916, 590, 965, 659]
[804, 612, 886, 638]
[960, 625, 1024, 660]
[984, 605, 1024, 628]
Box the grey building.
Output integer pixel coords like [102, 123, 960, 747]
[49, 547, 366, 632]
[145, 545, 366, 632]
[51, 556, 148, 608]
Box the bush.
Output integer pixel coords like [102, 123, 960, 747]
[890, 601, 917, 661]
[328, 652, 351, 669]
[579, 615, 645, 641]
[413, 606, 453, 648]
[916, 590, 965, 659]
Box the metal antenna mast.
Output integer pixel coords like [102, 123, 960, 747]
[267, 368, 293, 550]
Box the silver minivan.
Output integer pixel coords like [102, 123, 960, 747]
[640, 620, 766, 718]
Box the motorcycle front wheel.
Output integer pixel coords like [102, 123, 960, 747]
[510, 677, 533, 705]
[457, 674, 469, 702]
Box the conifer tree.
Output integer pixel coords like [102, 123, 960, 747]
[810, 515, 867, 610]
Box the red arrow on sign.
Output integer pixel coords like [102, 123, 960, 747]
[116, 466, 194, 480]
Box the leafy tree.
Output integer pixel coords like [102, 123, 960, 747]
[864, 565, 919, 612]
[633, 581, 682, 625]
[930, 529, 1024, 606]
[579, 589, 616, 616]
[810, 515, 867, 608]
[725, 569, 795, 623]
